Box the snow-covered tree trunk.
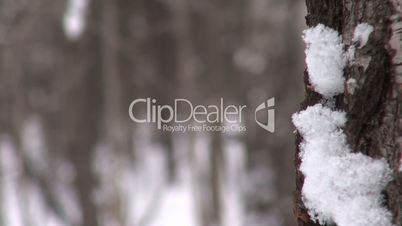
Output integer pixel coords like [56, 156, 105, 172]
[294, 0, 402, 226]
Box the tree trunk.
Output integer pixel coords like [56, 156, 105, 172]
[294, 1, 402, 226]
[63, 1, 103, 225]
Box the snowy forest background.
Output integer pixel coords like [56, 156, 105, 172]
[0, 0, 307, 226]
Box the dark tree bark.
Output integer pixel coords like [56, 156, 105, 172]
[294, 1, 402, 226]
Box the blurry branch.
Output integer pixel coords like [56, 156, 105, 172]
[134, 185, 164, 226]
[210, 131, 224, 226]
[16, 141, 72, 226]
[0, 150, 3, 226]
[100, 0, 131, 224]
[187, 134, 204, 225]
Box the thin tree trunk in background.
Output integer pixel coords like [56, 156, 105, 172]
[101, 0, 122, 132]
[161, 131, 176, 183]
[65, 57, 101, 226]
[187, 133, 204, 225]
[65, 67, 101, 226]
[63, 1, 103, 226]
[100, 0, 129, 223]
[294, 1, 402, 225]
[210, 131, 224, 226]
[0, 167, 3, 226]
[142, 0, 178, 184]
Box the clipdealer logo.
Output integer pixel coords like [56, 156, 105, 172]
[128, 98, 275, 133]
[254, 97, 275, 133]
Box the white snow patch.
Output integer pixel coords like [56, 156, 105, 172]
[292, 104, 394, 226]
[222, 139, 246, 226]
[303, 24, 347, 97]
[346, 45, 356, 62]
[21, 117, 49, 175]
[1, 136, 24, 226]
[1, 128, 77, 226]
[346, 78, 358, 95]
[148, 183, 197, 226]
[63, 0, 89, 40]
[353, 23, 374, 48]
